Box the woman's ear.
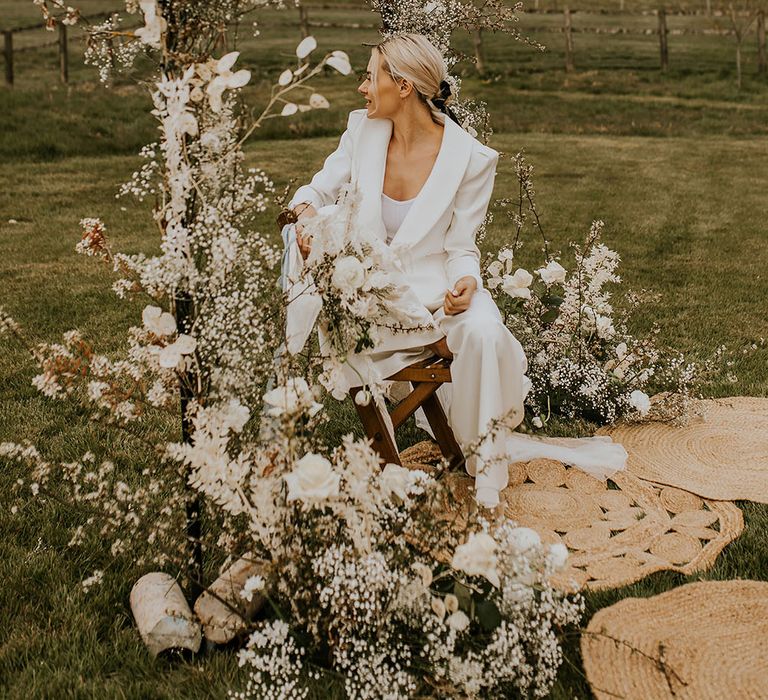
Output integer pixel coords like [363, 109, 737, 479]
[399, 79, 413, 99]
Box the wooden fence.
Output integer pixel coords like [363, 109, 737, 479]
[2, 4, 767, 86]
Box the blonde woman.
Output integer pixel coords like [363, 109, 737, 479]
[286, 34, 626, 507]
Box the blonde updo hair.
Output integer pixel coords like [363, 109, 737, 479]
[374, 34, 453, 121]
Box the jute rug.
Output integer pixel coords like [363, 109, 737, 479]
[598, 397, 768, 503]
[581, 580, 768, 699]
[403, 444, 743, 592]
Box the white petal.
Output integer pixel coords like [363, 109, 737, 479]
[296, 36, 317, 59]
[326, 55, 352, 75]
[206, 78, 226, 113]
[281, 103, 298, 116]
[278, 69, 293, 86]
[174, 334, 197, 355]
[227, 69, 251, 89]
[158, 346, 180, 369]
[216, 51, 240, 75]
[309, 93, 329, 109]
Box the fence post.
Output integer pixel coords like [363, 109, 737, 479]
[758, 9, 766, 76]
[473, 29, 486, 76]
[298, 2, 310, 38]
[658, 7, 669, 72]
[3, 30, 12, 86]
[58, 23, 69, 83]
[564, 8, 575, 72]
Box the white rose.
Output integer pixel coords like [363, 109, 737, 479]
[615, 342, 628, 360]
[532, 416, 543, 429]
[451, 532, 500, 587]
[501, 268, 533, 300]
[629, 390, 651, 417]
[446, 610, 470, 632]
[536, 260, 567, 286]
[547, 542, 569, 570]
[412, 562, 433, 587]
[508, 526, 541, 555]
[263, 377, 318, 417]
[331, 256, 365, 293]
[284, 453, 340, 504]
[142, 305, 176, 336]
[380, 463, 419, 500]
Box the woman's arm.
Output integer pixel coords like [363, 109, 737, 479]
[443, 146, 499, 291]
[288, 109, 366, 212]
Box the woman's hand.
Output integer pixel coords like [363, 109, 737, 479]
[295, 203, 318, 260]
[443, 276, 477, 316]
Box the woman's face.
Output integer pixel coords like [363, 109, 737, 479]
[358, 50, 404, 119]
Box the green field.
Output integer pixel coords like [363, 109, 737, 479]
[2, 1, 768, 698]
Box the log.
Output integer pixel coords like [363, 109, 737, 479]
[193, 557, 267, 644]
[130, 572, 202, 657]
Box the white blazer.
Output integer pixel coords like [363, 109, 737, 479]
[289, 109, 499, 312]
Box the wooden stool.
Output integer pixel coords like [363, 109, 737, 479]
[350, 356, 465, 470]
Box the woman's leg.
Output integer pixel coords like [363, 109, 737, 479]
[437, 289, 530, 507]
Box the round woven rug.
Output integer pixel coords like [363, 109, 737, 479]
[598, 397, 768, 503]
[420, 454, 743, 592]
[581, 580, 768, 700]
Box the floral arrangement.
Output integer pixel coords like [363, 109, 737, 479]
[485, 152, 715, 426]
[285, 188, 437, 402]
[1, 2, 586, 698]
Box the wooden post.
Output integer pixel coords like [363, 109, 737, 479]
[298, 3, 310, 38]
[564, 8, 575, 73]
[3, 31, 12, 86]
[58, 23, 69, 84]
[706, 0, 712, 16]
[658, 7, 669, 72]
[758, 9, 766, 76]
[473, 29, 486, 76]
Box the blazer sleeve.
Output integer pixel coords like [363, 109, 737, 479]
[288, 109, 366, 211]
[443, 146, 499, 290]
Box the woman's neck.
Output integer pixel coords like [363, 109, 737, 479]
[389, 101, 443, 154]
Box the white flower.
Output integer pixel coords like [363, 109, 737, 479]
[615, 341, 628, 360]
[240, 574, 265, 602]
[326, 50, 351, 75]
[278, 69, 293, 87]
[486, 260, 504, 289]
[284, 453, 340, 504]
[142, 305, 176, 336]
[412, 562, 432, 587]
[331, 256, 365, 292]
[281, 103, 298, 116]
[536, 259, 567, 286]
[309, 93, 330, 109]
[134, 0, 166, 49]
[451, 532, 500, 587]
[531, 416, 543, 429]
[508, 527, 541, 555]
[547, 543, 569, 570]
[379, 463, 418, 500]
[629, 389, 651, 416]
[158, 334, 196, 369]
[501, 268, 533, 299]
[296, 36, 317, 59]
[595, 315, 615, 340]
[263, 377, 320, 417]
[446, 610, 470, 632]
[200, 131, 222, 152]
[499, 248, 515, 262]
[354, 389, 371, 406]
[206, 52, 251, 113]
[221, 399, 250, 433]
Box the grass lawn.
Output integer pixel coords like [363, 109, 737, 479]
[2, 1, 768, 697]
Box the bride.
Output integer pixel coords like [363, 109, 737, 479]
[285, 33, 627, 507]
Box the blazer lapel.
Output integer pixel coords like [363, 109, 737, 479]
[353, 116, 391, 241]
[390, 115, 474, 250]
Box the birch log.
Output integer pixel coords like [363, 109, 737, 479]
[194, 557, 267, 644]
[130, 572, 202, 657]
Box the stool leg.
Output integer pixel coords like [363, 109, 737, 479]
[349, 389, 401, 467]
[420, 388, 465, 470]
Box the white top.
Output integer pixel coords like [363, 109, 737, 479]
[381, 192, 415, 245]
